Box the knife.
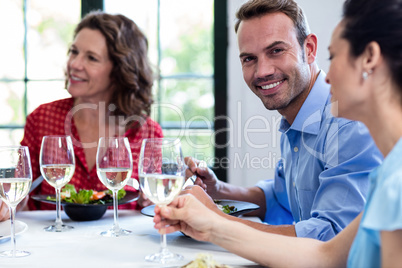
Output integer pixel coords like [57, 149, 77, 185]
[29, 175, 44, 194]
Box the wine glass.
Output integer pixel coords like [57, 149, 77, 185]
[0, 146, 32, 258]
[40, 136, 75, 232]
[96, 137, 133, 237]
[138, 138, 185, 264]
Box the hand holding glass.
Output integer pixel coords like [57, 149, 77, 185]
[138, 138, 185, 264]
[40, 136, 75, 232]
[96, 137, 132, 237]
[0, 146, 32, 257]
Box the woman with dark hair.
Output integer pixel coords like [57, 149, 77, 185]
[153, 0, 402, 266]
[20, 11, 162, 211]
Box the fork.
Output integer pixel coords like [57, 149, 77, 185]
[183, 160, 207, 189]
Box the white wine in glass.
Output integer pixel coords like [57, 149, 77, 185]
[0, 146, 32, 258]
[138, 138, 185, 264]
[140, 173, 184, 205]
[40, 136, 75, 232]
[96, 137, 133, 237]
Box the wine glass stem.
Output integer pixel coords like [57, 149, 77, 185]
[55, 188, 63, 229]
[9, 206, 16, 257]
[160, 233, 168, 254]
[112, 190, 120, 232]
[160, 205, 168, 254]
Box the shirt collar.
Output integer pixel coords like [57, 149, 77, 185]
[279, 71, 331, 135]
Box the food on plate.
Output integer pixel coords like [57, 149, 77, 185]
[46, 184, 126, 205]
[181, 253, 232, 268]
[214, 200, 237, 214]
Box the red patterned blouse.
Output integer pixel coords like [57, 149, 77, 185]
[21, 98, 163, 210]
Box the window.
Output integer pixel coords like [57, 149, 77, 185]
[0, 0, 80, 144]
[0, 0, 227, 181]
[105, 0, 215, 164]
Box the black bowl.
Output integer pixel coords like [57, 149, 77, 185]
[63, 203, 108, 221]
[31, 191, 139, 221]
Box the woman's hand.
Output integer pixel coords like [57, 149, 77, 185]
[181, 185, 221, 213]
[0, 196, 30, 222]
[137, 191, 153, 207]
[153, 193, 221, 242]
[0, 200, 10, 222]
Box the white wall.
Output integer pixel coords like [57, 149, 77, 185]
[227, 0, 344, 187]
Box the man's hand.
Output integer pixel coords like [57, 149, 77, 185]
[184, 157, 221, 198]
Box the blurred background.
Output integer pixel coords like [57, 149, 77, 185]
[0, 0, 343, 186]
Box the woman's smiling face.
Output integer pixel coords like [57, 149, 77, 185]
[66, 28, 114, 103]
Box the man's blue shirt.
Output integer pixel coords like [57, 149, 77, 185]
[256, 72, 383, 241]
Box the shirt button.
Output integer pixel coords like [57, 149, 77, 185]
[293, 182, 295, 187]
[294, 147, 299, 152]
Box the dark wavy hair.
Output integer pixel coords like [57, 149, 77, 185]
[234, 0, 310, 49]
[342, 0, 402, 90]
[67, 11, 154, 120]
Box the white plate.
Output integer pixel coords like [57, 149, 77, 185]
[0, 220, 28, 242]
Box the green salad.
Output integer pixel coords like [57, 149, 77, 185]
[214, 200, 238, 214]
[46, 184, 126, 205]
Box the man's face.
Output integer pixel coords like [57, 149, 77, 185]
[237, 12, 311, 113]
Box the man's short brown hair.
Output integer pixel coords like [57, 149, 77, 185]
[235, 0, 310, 48]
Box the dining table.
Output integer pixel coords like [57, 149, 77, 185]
[0, 209, 263, 268]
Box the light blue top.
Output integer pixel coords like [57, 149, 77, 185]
[348, 138, 402, 267]
[256, 72, 383, 241]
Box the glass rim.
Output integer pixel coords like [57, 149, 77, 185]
[97, 137, 130, 146]
[141, 138, 182, 148]
[98, 136, 129, 140]
[42, 135, 72, 138]
[142, 138, 180, 143]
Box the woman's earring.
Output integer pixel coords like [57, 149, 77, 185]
[362, 70, 373, 80]
[362, 72, 369, 80]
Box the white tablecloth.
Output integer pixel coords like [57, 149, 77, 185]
[0, 210, 262, 268]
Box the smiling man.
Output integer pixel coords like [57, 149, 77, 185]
[187, 0, 383, 241]
[238, 12, 316, 125]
